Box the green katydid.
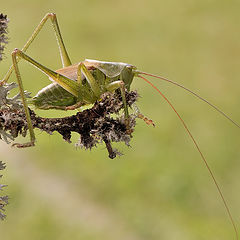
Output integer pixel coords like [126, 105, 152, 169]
[0, 13, 239, 239]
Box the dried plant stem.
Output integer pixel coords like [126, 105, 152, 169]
[0, 13, 9, 220]
[0, 14, 8, 61]
[0, 91, 138, 158]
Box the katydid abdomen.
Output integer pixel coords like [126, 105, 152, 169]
[32, 82, 78, 109]
[32, 63, 101, 110]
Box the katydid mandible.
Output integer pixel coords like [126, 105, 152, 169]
[0, 13, 239, 239]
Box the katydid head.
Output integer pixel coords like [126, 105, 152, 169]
[120, 64, 136, 91]
[84, 59, 136, 90]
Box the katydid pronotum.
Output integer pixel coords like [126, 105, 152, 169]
[0, 13, 239, 239]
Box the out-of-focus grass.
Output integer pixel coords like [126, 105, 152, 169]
[0, 0, 240, 239]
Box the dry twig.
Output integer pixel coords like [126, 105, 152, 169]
[0, 89, 138, 158]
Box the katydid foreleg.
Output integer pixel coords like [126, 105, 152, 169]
[106, 81, 130, 128]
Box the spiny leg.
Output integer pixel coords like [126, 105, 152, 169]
[132, 103, 155, 127]
[10, 49, 81, 146]
[106, 81, 130, 131]
[0, 12, 71, 86]
[11, 49, 35, 148]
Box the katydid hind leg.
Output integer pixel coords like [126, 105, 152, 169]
[9, 48, 81, 146]
[13, 49, 80, 97]
[0, 12, 71, 86]
[11, 49, 35, 148]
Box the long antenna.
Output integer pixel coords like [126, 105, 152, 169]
[138, 74, 238, 240]
[135, 71, 240, 129]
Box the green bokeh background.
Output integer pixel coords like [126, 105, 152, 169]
[0, 0, 240, 239]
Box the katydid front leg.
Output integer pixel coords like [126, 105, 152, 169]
[106, 81, 131, 132]
[77, 62, 101, 97]
[64, 62, 102, 110]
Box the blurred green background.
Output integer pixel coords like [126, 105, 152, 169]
[0, 0, 240, 239]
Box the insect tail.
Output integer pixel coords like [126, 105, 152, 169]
[138, 74, 239, 240]
[136, 71, 240, 129]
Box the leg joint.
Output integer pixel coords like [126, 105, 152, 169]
[11, 48, 20, 56]
[46, 13, 56, 20]
[119, 80, 125, 87]
[78, 62, 84, 68]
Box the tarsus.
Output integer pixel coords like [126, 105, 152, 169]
[138, 74, 239, 240]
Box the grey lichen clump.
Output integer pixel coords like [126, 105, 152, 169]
[0, 14, 8, 61]
[0, 161, 8, 220]
[0, 82, 31, 108]
[0, 82, 32, 143]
